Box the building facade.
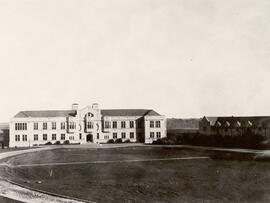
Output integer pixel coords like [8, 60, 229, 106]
[199, 116, 270, 137]
[9, 103, 166, 147]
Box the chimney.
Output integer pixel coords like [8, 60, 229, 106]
[92, 103, 99, 110]
[72, 103, 79, 110]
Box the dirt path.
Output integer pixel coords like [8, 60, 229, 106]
[15, 156, 210, 167]
[0, 179, 86, 203]
[150, 144, 270, 154]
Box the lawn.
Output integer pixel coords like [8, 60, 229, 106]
[1, 146, 270, 203]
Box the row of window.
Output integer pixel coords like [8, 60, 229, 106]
[15, 134, 27, 141]
[150, 132, 161, 138]
[104, 121, 136, 129]
[15, 123, 27, 131]
[15, 120, 161, 131]
[202, 126, 265, 132]
[16, 122, 73, 131]
[33, 133, 65, 141]
[94, 132, 135, 140]
[15, 133, 82, 142]
[111, 132, 135, 139]
[34, 133, 79, 141]
[150, 121, 161, 128]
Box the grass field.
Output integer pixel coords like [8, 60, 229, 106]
[1, 146, 270, 203]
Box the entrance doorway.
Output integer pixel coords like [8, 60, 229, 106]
[87, 134, 93, 142]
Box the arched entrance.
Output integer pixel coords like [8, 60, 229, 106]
[87, 134, 93, 142]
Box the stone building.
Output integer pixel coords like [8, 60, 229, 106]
[199, 116, 270, 137]
[9, 103, 166, 147]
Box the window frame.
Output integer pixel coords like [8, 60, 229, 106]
[43, 122, 47, 130]
[150, 121, 155, 128]
[52, 122, 56, 130]
[34, 134, 38, 141]
[130, 132, 134, 139]
[113, 121, 117, 129]
[43, 134, 47, 141]
[61, 133, 65, 140]
[121, 132, 126, 139]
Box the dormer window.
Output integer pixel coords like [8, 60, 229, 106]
[216, 121, 221, 127]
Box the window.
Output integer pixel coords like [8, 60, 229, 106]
[113, 133, 117, 139]
[69, 136, 74, 140]
[150, 132, 155, 138]
[61, 122, 65, 130]
[203, 126, 207, 131]
[43, 122, 47, 130]
[150, 121, 155, 128]
[15, 123, 27, 130]
[52, 134, 56, 140]
[52, 122, 56, 130]
[155, 121, 161, 128]
[34, 134, 38, 141]
[97, 133, 99, 139]
[156, 132, 161, 138]
[113, 121, 117, 129]
[15, 135, 20, 141]
[69, 122, 76, 129]
[22, 134, 27, 141]
[121, 121, 126, 128]
[104, 135, 109, 139]
[61, 134, 65, 140]
[79, 133, 82, 140]
[121, 132, 126, 139]
[130, 121, 134, 128]
[104, 121, 111, 129]
[43, 134, 47, 141]
[130, 132, 134, 139]
[87, 122, 93, 129]
[34, 122, 38, 130]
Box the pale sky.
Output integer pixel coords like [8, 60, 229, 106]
[0, 0, 270, 122]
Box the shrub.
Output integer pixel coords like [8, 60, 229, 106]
[107, 139, 114, 144]
[63, 140, 70, 145]
[54, 141, 61, 145]
[115, 138, 122, 143]
[124, 139, 131, 143]
[45, 142, 52, 145]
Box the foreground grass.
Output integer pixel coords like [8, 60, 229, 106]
[1, 147, 270, 202]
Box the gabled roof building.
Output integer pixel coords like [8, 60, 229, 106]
[199, 116, 270, 136]
[10, 103, 166, 147]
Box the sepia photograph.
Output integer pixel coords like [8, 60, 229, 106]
[0, 0, 270, 202]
